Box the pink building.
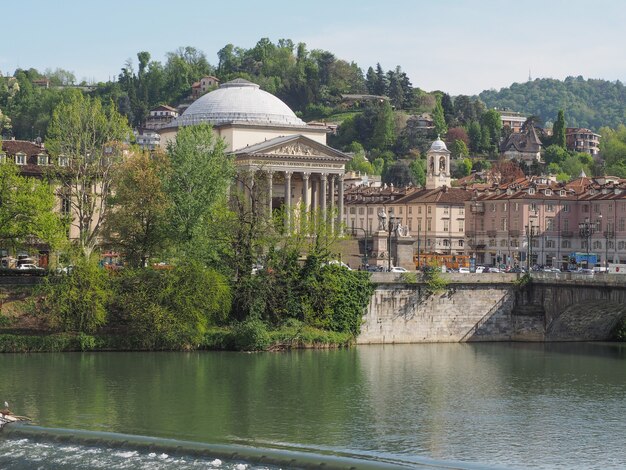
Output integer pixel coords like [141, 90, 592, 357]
[465, 175, 626, 269]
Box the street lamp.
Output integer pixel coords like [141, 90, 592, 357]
[525, 220, 537, 272]
[598, 214, 614, 271]
[578, 217, 595, 268]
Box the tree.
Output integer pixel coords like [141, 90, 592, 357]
[552, 110, 566, 148]
[543, 144, 569, 166]
[467, 120, 482, 153]
[370, 101, 395, 150]
[432, 96, 447, 137]
[345, 142, 376, 174]
[104, 150, 170, 268]
[452, 139, 469, 159]
[0, 161, 65, 251]
[480, 109, 502, 154]
[163, 123, 234, 262]
[489, 159, 524, 184]
[440, 93, 454, 125]
[46, 92, 132, 257]
[409, 158, 426, 187]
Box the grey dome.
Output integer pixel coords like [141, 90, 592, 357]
[429, 135, 448, 152]
[175, 78, 305, 127]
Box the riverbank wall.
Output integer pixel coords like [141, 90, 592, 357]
[358, 273, 538, 344]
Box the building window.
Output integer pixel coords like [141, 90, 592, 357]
[444, 220, 449, 232]
[546, 203, 554, 212]
[531, 239, 539, 248]
[546, 218, 554, 231]
[349, 207, 356, 215]
[490, 203, 496, 212]
[501, 218, 507, 230]
[443, 206, 449, 215]
[594, 204, 600, 213]
[399, 207, 403, 214]
[514, 202, 519, 212]
[427, 206, 432, 215]
[562, 203, 569, 212]
[620, 219, 625, 231]
[367, 207, 373, 215]
[510, 239, 519, 248]
[546, 239, 555, 248]
[458, 240, 464, 247]
[562, 240, 571, 249]
[502, 203, 507, 212]
[608, 240, 615, 249]
[489, 238, 496, 247]
[563, 219, 569, 231]
[408, 206, 412, 215]
[358, 208, 364, 215]
[459, 207, 464, 215]
[583, 205, 589, 213]
[619, 241, 626, 250]
[418, 206, 422, 214]
[593, 240, 602, 250]
[61, 196, 71, 215]
[500, 239, 507, 247]
[15, 153, 26, 165]
[37, 155, 48, 165]
[528, 188, 535, 195]
[427, 219, 432, 231]
[530, 203, 537, 212]
[459, 220, 464, 232]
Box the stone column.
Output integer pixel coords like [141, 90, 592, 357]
[302, 172, 310, 232]
[320, 173, 327, 225]
[337, 174, 344, 235]
[284, 170, 292, 230]
[267, 170, 274, 217]
[329, 175, 335, 233]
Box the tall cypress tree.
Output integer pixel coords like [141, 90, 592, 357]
[432, 96, 448, 136]
[552, 110, 566, 148]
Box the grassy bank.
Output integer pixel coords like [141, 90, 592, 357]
[0, 324, 354, 353]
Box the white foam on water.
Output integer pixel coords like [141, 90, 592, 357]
[210, 458, 223, 466]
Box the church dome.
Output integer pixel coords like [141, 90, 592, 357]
[175, 78, 305, 127]
[429, 135, 448, 152]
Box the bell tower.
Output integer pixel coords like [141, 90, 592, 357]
[425, 135, 451, 189]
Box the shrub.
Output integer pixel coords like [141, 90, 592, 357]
[111, 263, 232, 349]
[232, 316, 270, 351]
[38, 258, 111, 333]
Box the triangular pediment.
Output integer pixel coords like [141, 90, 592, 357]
[234, 135, 350, 162]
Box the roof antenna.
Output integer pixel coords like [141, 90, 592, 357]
[528, 69, 532, 81]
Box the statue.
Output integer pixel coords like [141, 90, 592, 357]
[377, 208, 387, 230]
[397, 224, 410, 237]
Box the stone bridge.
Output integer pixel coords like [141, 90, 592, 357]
[357, 273, 626, 344]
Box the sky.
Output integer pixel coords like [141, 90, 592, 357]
[3, 0, 626, 96]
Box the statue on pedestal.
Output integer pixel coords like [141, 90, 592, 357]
[377, 208, 387, 230]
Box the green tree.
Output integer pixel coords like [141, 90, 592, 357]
[163, 123, 234, 262]
[543, 144, 569, 165]
[467, 120, 482, 153]
[552, 109, 566, 148]
[409, 158, 426, 187]
[370, 101, 395, 150]
[46, 92, 132, 257]
[345, 142, 376, 174]
[432, 95, 448, 136]
[480, 109, 502, 154]
[451, 139, 469, 159]
[0, 161, 65, 251]
[104, 150, 170, 268]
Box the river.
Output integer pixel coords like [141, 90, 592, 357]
[0, 343, 625, 469]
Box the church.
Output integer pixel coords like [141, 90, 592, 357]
[159, 79, 351, 229]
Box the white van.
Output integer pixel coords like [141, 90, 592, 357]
[608, 264, 626, 274]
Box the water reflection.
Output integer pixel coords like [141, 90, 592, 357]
[1, 343, 625, 469]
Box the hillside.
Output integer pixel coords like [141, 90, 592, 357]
[478, 76, 626, 131]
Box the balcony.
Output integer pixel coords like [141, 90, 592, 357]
[487, 230, 497, 237]
[561, 231, 573, 238]
[509, 230, 520, 237]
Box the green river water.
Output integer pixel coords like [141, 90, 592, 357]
[0, 343, 625, 469]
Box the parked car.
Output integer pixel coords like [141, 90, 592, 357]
[475, 266, 485, 274]
[458, 267, 470, 274]
[485, 267, 501, 273]
[17, 263, 43, 270]
[390, 266, 409, 273]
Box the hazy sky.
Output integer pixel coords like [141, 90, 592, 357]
[3, 0, 625, 95]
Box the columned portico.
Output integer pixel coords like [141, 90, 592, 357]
[234, 134, 350, 234]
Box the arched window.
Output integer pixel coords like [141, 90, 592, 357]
[593, 240, 602, 250]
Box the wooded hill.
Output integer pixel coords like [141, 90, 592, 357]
[479, 76, 626, 131]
